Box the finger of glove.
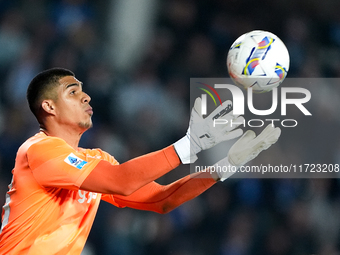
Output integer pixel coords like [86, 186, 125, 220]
[256, 124, 281, 145]
[228, 133, 264, 167]
[257, 124, 278, 138]
[223, 128, 244, 141]
[238, 130, 256, 145]
[228, 127, 280, 167]
[263, 127, 281, 146]
[250, 126, 281, 152]
[193, 97, 203, 117]
[245, 133, 280, 164]
[227, 130, 256, 166]
[210, 115, 242, 133]
[225, 116, 245, 131]
[208, 100, 232, 120]
[221, 109, 242, 121]
[213, 127, 244, 144]
[190, 99, 204, 125]
[211, 115, 244, 138]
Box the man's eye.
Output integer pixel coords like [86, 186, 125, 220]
[70, 90, 76, 95]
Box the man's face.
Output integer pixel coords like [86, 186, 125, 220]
[53, 76, 93, 132]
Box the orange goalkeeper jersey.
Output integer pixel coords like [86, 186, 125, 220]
[0, 132, 122, 254]
[0, 132, 216, 254]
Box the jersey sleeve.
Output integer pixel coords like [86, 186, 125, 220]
[97, 149, 119, 165]
[27, 137, 102, 190]
[80, 145, 181, 196]
[101, 171, 216, 213]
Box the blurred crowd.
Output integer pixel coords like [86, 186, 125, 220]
[1, 0, 340, 254]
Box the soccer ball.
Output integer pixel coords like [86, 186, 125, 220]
[227, 30, 290, 93]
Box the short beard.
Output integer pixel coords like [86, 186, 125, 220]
[78, 121, 93, 130]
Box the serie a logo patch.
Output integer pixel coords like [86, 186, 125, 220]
[64, 153, 88, 170]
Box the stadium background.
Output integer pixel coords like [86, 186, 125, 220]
[0, 0, 340, 254]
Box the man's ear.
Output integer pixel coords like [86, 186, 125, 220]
[41, 100, 56, 115]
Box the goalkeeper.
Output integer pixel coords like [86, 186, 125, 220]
[0, 68, 280, 254]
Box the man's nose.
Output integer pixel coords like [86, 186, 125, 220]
[82, 92, 91, 103]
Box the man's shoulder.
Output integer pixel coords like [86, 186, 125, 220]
[78, 147, 119, 165]
[12, 133, 71, 171]
[20, 132, 69, 154]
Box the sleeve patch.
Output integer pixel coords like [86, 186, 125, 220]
[64, 153, 88, 170]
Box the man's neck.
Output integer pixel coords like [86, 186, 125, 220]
[40, 126, 83, 150]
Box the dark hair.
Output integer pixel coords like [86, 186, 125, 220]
[27, 67, 75, 120]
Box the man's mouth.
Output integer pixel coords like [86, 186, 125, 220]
[85, 106, 93, 116]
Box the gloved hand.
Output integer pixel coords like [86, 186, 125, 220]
[174, 97, 244, 164]
[213, 124, 281, 181]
